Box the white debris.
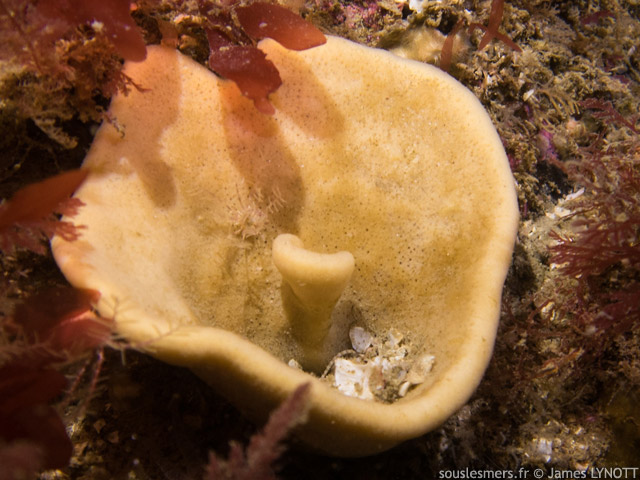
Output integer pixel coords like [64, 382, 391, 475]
[565, 188, 584, 202]
[91, 20, 105, 32]
[398, 381, 412, 397]
[406, 354, 435, 384]
[386, 328, 404, 347]
[288, 358, 303, 370]
[333, 357, 375, 400]
[545, 205, 573, 219]
[546, 188, 585, 219]
[408, 0, 429, 14]
[326, 326, 435, 402]
[532, 436, 554, 463]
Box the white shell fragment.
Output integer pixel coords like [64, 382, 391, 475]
[334, 358, 376, 400]
[349, 326, 373, 353]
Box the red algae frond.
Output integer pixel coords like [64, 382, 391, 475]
[468, 0, 522, 52]
[206, 383, 310, 479]
[0, 170, 87, 254]
[202, 1, 325, 114]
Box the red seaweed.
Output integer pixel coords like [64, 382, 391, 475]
[581, 98, 639, 135]
[201, 1, 325, 115]
[0, 0, 147, 146]
[236, 2, 326, 51]
[206, 383, 310, 480]
[440, 19, 465, 73]
[0, 364, 72, 471]
[12, 288, 108, 359]
[468, 0, 522, 52]
[547, 129, 640, 353]
[206, 28, 282, 115]
[1, 287, 111, 478]
[0, 170, 88, 254]
[37, 0, 146, 62]
[580, 10, 615, 26]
